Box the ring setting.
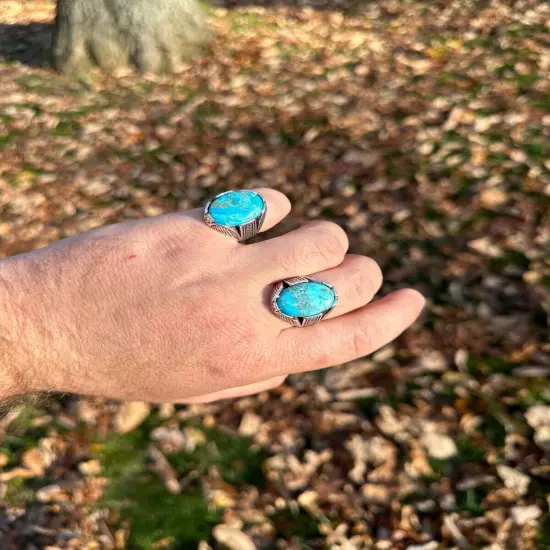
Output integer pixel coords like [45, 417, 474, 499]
[204, 190, 267, 241]
[270, 277, 338, 327]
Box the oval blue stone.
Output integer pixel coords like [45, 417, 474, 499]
[276, 281, 336, 318]
[209, 190, 265, 227]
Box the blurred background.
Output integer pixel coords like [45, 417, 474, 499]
[0, 0, 549, 549]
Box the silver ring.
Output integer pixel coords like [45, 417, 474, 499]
[270, 277, 338, 327]
[204, 190, 267, 241]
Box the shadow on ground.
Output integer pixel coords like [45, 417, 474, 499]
[211, 0, 370, 8]
[0, 23, 53, 67]
[0, 0, 373, 68]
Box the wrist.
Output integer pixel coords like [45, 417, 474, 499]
[0, 256, 50, 398]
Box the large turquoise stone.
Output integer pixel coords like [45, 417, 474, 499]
[276, 281, 336, 318]
[209, 190, 265, 227]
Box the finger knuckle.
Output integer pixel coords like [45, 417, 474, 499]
[156, 230, 193, 260]
[281, 244, 306, 273]
[352, 318, 378, 357]
[349, 268, 372, 303]
[348, 257, 383, 302]
[309, 222, 348, 266]
[144, 216, 212, 262]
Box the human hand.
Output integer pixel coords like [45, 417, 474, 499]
[0, 189, 424, 403]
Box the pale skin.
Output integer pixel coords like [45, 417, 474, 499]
[0, 189, 425, 404]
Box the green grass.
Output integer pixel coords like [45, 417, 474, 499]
[16, 74, 50, 92]
[0, 405, 50, 468]
[278, 127, 301, 146]
[426, 434, 490, 493]
[520, 383, 550, 408]
[455, 487, 487, 517]
[54, 119, 82, 137]
[3, 476, 35, 507]
[537, 514, 550, 550]
[466, 355, 520, 377]
[98, 426, 217, 549]
[199, 0, 217, 18]
[229, 13, 278, 34]
[530, 97, 550, 110]
[168, 426, 268, 487]
[270, 508, 320, 541]
[102, 472, 220, 550]
[0, 405, 63, 506]
[478, 414, 507, 448]
[0, 133, 13, 150]
[356, 396, 380, 420]
[455, 434, 487, 464]
[194, 99, 223, 118]
[96, 417, 268, 549]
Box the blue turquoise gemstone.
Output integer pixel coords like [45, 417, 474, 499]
[209, 190, 265, 227]
[276, 281, 336, 318]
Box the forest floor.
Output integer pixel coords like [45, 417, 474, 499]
[0, 1, 549, 549]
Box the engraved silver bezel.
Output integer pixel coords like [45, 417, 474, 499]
[270, 276, 338, 327]
[204, 190, 267, 241]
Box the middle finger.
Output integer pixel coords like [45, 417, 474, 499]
[244, 220, 349, 281]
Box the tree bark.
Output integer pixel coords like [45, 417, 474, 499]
[52, 0, 212, 74]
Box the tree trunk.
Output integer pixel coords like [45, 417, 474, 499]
[52, 0, 212, 74]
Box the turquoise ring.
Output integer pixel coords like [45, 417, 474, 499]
[270, 277, 338, 327]
[204, 190, 267, 241]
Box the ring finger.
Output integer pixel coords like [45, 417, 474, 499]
[271, 254, 383, 328]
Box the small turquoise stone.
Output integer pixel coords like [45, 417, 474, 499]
[209, 190, 265, 227]
[276, 281, 336, 318]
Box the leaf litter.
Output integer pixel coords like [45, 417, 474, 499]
[0, 0, 549, 549]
